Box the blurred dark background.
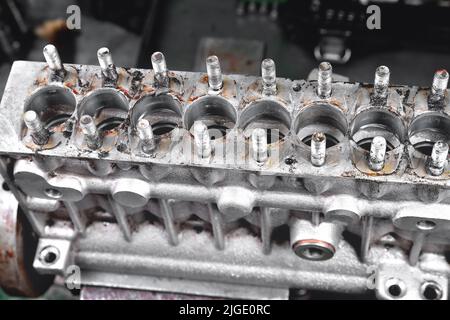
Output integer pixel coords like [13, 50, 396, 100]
[0, 0, 449, 97]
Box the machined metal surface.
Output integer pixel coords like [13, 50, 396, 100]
[0, 46, 449, 300]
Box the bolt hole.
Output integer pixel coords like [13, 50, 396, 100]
[284, 157, 296, 165]
[416, 220, 436, 231]
[302, 247, 325, 260]
[421, 282, 443, 300]
[45, 188, 62, 199]
[39, 246, 60, 266]
[2, 182, 10, 191]
[388, 284, 402, 297]
[385, 278, 406, 298]
[293, 242, 335, 261]
[292, 83, 301, 92]
[408, 113, 450, 157]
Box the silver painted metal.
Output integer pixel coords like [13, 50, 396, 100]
[310, 132, 326, 166]
[23, 110, 49, 145]
[108, 195, 132, 242]
[136, 119, 155, 153]
[193, 120, 212, 159]
[261, 58, 276, 95]
[360, 215, 373, 263]
[369, 136, 387, 171]
[159, 199, 179, 246]
[80, 272, 289, 300]
[431, 69, 449, 98]
[290, 219, 343, 261]
[207, 203, 225, 250]
[151, 51, 168, 86]
[260, 207, 272, 254]
[428, 140, 448, 176]
[374, 66, 390, 98]
[43, 44, 65, 78]
[1, 59, 450, 300]
[251, 128, 268, 163]
[80, 115, 101, 150]
[409, 232, 427, 266]
[33, 238, 72, 275]
[206, 55, 223, 91]
[97, 47, 118, 82]
[374, 261, 448, 300]
[64, 201, 86, 235]
[317, 62, 332, 98]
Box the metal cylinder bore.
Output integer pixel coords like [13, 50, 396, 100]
[184, 95, 237, 140]
[23, 85, 77, 136]
[408, 113, 450, 157]
[294, 103, 348, 149]
[239, 100, 291, 143]
[350, 110, 405, 152]
[77, 88, 129, 134]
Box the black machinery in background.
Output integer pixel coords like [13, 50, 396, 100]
[2, 0, 450, 65]
[276, 0, 450, 64]
[0, 0, 30, 62]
